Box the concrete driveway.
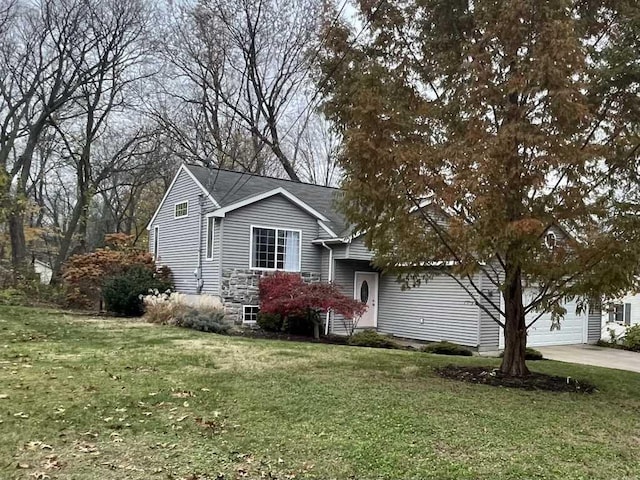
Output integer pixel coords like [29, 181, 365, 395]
[536, 344, 640, 373]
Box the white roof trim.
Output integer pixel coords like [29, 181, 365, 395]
[206, 187, 329, 222]
[318, 220, 338, 238]
[311, 237, 349, 245]
[146, 164, 220, 230]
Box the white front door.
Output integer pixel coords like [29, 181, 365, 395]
[354, 272, 379, 328]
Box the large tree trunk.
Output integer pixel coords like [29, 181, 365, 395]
[9, 209, 27, 272]
[500, 264, 529, 376]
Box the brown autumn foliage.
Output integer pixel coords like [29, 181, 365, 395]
[62, 234, 162, 309]
[320, 0, 640, 376]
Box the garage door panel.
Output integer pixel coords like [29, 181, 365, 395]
[499, 289, 587, 348]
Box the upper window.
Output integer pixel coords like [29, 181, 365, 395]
[174, 201, 188, 218]
[544, 231, 557, 249]
[205, 217, 214, 260]
[251, 226, 301, 271]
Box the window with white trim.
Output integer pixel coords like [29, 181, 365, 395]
[251, 226, 301, 271]
[544, 231, 557, 249]
[174, 201, 188, 218]
[205, 217, 214, 260]
[153, 226, 159, 258]
[243, 305, 259, 324]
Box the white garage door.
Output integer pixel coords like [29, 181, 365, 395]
[499, 290, 588, 348]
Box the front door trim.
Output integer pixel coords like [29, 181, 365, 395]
[354, 271, 379, 328]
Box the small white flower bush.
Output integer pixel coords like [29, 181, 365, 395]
[141, 289, 187, 325]
[141, 290, 226, 329]
[192, 293, 223, 312]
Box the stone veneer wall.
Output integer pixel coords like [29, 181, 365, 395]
[221, 268, 321, 325]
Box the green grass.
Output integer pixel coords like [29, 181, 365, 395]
[1, 306, 639, 480]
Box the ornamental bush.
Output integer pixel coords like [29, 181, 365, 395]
[102, 266, 172, 316]
[174, 307, 229, 334]
[142, 290, 188, 325]
[347, 329, 398, 349]
[256, 312, 284, 332]
[63, 234, 172, 309]
[624, 324, 640, 352]
[498, 347, 544, 360]
[258, 272, 367, 338]
[421, 341, 474, 356]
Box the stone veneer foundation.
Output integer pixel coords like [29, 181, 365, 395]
[221, 268, 321, 325]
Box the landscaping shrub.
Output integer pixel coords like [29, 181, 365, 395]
[174, 307, 229, 334]
[142, 290, 188, 324]
[596, 339, 627, 350]
[259, 272, 366, 339]
[347, 329, 398, 349]
[0, 287, 28, 306]
[103, 266, 172, 316]
[256, 312, 283, 332]
[63, 233, 172, 309]
[421, 341, 473, 356]
[624, 324, 640, 352]
[282, 313, 316, 336]
[498, 347, 544, 360]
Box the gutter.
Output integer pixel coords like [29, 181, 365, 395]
[321, 241, 334, 335]
[195, 194, 204, 293]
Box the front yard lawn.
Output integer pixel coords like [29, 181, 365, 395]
[1, 306, 639, 479]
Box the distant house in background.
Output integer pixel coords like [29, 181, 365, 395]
[601, 294, 640, 341]
[148, 164, 602, 350]
[33, 259, 52, 284]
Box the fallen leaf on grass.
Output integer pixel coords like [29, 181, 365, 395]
[75, 442, 100, 455]
[176, 414, 189, 422]
[171, 391, 194, 398]
[43, 455, 62, 470]
[29, 471, 50, 479]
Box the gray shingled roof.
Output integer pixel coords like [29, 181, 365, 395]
[186, 165, 348, 236]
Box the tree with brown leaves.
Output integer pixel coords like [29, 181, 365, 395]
[321, 0, 640, 376]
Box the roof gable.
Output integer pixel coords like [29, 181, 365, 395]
[146, 165, 220, 230]
[186, 165, 347, 236]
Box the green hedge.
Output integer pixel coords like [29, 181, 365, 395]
[421, 341, 473, 356]
[498, 347, 544, 360]
[102, 266, 172, 316]
[347, 329, 398, 349]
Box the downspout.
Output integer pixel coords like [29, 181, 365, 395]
[217, 217, 224, 297]
[195, 194, 204, 294]
[321, 241, 334, 335]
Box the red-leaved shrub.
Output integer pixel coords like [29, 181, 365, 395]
[258, 272, 367, 338]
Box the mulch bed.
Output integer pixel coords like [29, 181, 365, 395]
[436, 365, 597, 394]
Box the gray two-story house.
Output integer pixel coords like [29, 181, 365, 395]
[148, 164, 601, 351]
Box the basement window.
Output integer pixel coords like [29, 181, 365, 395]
[243, 305, 259, 325]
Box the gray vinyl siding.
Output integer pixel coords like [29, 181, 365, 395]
[478, 268, 502, 351]
[331, 238, 373, 261]
[201, 217, 221, 295]
[221, 194, 323, 273]
[330, 260, 376, 334]
[332, 244, 349, 260]
[377, 272, 480, 347]
[149, 169, 219, 294]
[347, 236, 373, 261]
[588, 302, 602, 343]
[320, 247, 331, 282]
